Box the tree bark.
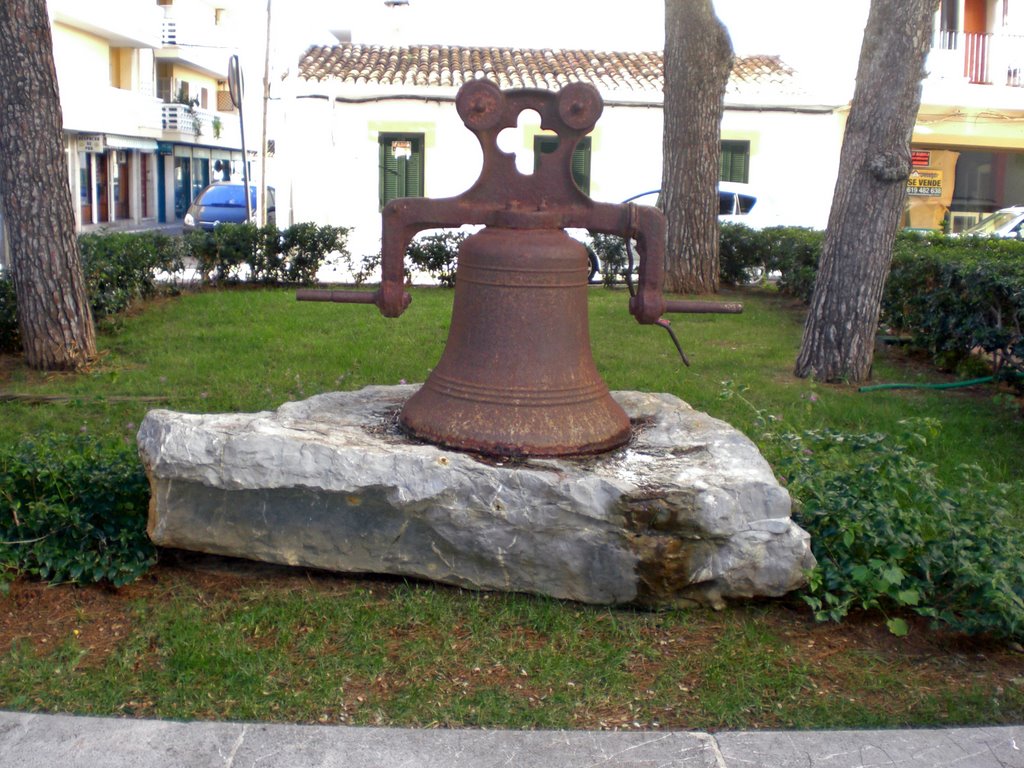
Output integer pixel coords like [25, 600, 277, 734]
[661, 0, 733, 295]
[794, 0, 938, 382]
[0, 0, 96, 370]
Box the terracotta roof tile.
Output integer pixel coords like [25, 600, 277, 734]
[298, 43, 797, 94]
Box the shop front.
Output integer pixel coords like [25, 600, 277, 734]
[905, 145, 1024, 232]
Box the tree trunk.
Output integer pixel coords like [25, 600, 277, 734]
[0, 0, 96, 370]
[794, 0, 938, 383]
[661, 0, 733, 295]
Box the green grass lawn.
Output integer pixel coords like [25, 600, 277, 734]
[1, 284, 1022, 729]
[2, 285, 1021, 487]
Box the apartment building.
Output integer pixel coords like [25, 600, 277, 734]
[909, 0, 1024, 230]
[49, 0, 248, 232]
[278, 43, 844, 259]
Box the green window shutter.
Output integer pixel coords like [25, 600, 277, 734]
[533, 135, 591, 195]
[380, 139, 398, 209]
[405, 136, 423, 196]
[719, 140, 750, 184]
[379, 134, 425, 209]
[570, 137, 592, 195]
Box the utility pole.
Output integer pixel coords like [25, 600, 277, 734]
[260, 0, 272, 226]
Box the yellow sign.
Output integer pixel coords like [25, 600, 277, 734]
[907, 170, 943, 197]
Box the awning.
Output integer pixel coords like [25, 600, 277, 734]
[104, 134, 158, 151]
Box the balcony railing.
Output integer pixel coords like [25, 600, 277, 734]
[161, 103, 240, 145]
[931, 30, 1024, 86]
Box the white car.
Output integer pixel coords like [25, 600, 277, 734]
[621, 181, 761, 224]
[960, 206, 1024, 238]
[578, 182, 766, 282]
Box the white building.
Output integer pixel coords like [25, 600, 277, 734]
[269, 0, 1024, 260]
[276, 44, 844, 261]
[49, 0, 250, 232]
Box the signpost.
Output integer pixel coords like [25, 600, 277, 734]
[228, 54, 252, 223]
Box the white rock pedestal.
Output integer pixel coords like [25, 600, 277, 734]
[138, 385, 814, 607]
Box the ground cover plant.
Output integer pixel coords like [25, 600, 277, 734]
[1, 284, 1022, 728]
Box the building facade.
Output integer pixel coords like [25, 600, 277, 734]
[49, 0, 248, 233]
[272, 1, 1024, 259]
[278, 44, 845, 261]
[910, 0, 1024, 230]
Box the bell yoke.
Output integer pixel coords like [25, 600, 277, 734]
[298, 79, 726, 457]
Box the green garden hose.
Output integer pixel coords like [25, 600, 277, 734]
[858, 375, 1004, 393]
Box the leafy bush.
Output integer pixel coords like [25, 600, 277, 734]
[719, 222, 768, 286]
[79, 230, 184, 318]
[405, 231, 466, 287]
[187, 222, 348, 285]
[0, 276, 19, 353]
[186, 222, 258, 284]
[759, 226, 823, 301]
[0, 434, 156, 588]
[246, 224, 286, 284]
[588, 232, 630, 287]
[281, 223, 349, 285]
[764, 416, 1024, 639]
[716, 225, 1023, 385]
[883, 233, 1024, 382]
[347, 250, 383, 286]
[347, 230, 465, 286]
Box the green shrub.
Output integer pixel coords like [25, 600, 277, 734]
[79, 230, 184, 318]
[405, 231, 466, 287]
[281, 223, 348, 285]
[187, 222, 349, 285]
[759, 226, 823, 301]
[0, 276, 18, 353]
[719, 223, 768, 285]
[883, 233, 1024, 382]
[188, 222, 255, 283]
[588, 232, 630, 287]
[246, 223, 286, 284]
[765, 417, 1024, 639]
[0, 434, 156, 588]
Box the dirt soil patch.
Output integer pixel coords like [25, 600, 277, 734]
[2, 551, 1022, 729]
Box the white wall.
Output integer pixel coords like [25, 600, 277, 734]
[277, 87, 845, 263]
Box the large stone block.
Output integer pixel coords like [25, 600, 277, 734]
[138, 385, 814, 606]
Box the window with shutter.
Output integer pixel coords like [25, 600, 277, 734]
[379, 133, 425, 210]
[719, 140, 750, 184]
[533, 136, 592, 195]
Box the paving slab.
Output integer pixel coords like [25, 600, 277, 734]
[0, 712, 1022, 768]
[716, 727, 1024, 767]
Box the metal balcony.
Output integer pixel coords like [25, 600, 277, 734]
[930, 30, 1024, 86]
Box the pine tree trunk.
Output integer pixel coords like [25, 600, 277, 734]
[661, 0, 733, 295]
[794, 0, 938, 383]
[0, 0, 96, 370]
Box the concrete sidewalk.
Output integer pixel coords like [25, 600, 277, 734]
[0, 711, 1021, 767]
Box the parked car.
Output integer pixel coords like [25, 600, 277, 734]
[580, 182, 764, 282]
[182, 181, 276, 232]
[959, 205, 1024, 238]
[621, 181, 760, 223]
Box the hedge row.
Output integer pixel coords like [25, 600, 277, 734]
[885, 234, 1024, 380]
[0, 223, 349, 352]
[184, 222, 349, 285]
[719, 224, 1024, 382]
